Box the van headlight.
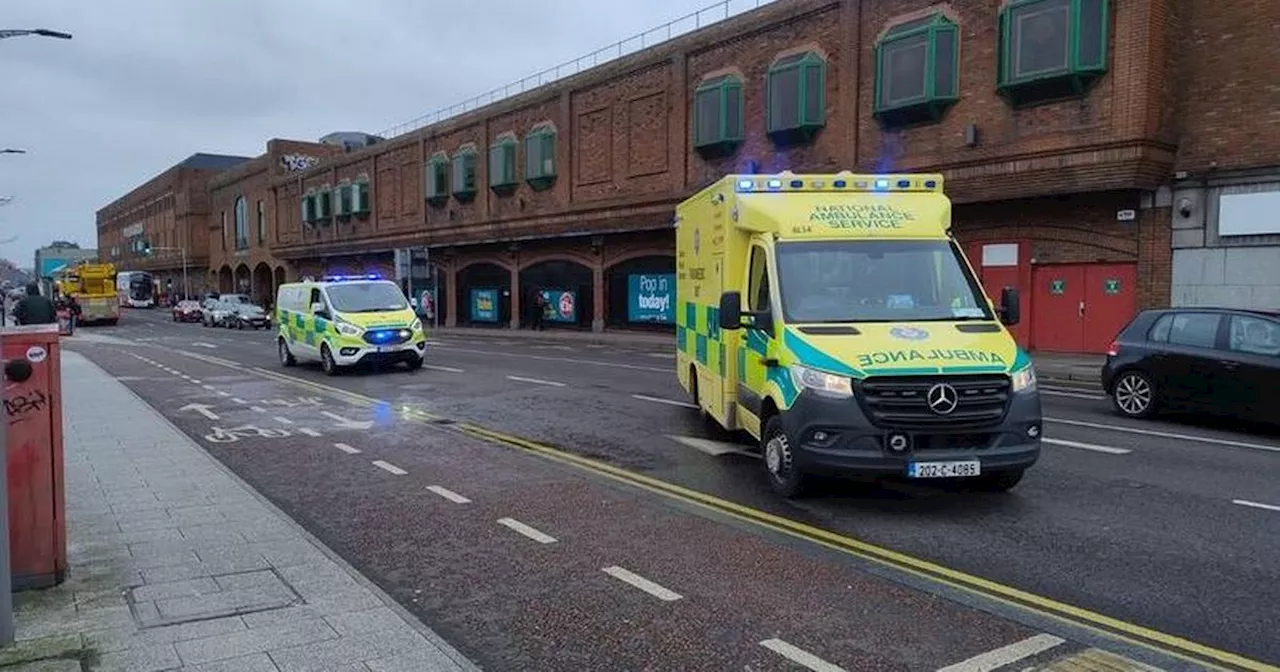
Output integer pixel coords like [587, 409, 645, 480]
[410, 318, 422, 332]
[791, 365, 854, 398]
[1011, 366, 1037, 393]
[336, 320, 362, 336]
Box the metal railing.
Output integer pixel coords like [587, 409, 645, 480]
[377, 0, 777, 139]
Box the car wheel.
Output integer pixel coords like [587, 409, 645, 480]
[278, 338, 296, 367]
[970, 469, 1025, 493]
[405, 357, 423, 371]
[1111, 370, 1156, 419]
[762, 415, 810, 499]
[320, 344, 339, 376]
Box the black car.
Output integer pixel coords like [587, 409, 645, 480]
[1101, 307, 1280, 422]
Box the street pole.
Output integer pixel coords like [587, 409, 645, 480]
[182, 247, 189, 299]
[0, 27, 69, 648]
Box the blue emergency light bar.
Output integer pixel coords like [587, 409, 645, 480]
[323, 273, 382, 282]
[734, 174, 940, 193]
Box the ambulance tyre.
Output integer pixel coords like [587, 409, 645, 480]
[320, 344, 340, 376]
[277, 338, 296, 367]
[405, 357, 423, 371]
[762, 415, 810, 498]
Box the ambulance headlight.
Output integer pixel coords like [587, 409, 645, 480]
[336, 321, 362, 336]
[410, 318, 422, 332]
[791, 365, 853, 398]
[1010, 366, 1037, 393]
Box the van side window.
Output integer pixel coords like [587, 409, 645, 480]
[309, 288, 323, 311]
[748, 246, 770, 313]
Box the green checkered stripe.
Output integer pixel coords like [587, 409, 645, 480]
[282, 310, 331, 346]
[676, 302, 725, 374]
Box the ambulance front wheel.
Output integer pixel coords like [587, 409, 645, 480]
[320, 344, 340, 376]
[762, 415, 810, 499]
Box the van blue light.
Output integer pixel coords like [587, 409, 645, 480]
[324, 273, 382, 282]
[874, 179, 890, 189]
[789, 179, 804, 188]
[833, 180, 847, 188]
[737, 179, 754, 191]
[897, 179, 911, 188]
[766, 179, 783, 189]
[925, 179, 937, 189]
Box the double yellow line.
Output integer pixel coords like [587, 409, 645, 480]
[217, 359, 1277, 672]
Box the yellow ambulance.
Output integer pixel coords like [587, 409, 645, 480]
[675, 173, 1041, 497]
[275, 274, 425, 375]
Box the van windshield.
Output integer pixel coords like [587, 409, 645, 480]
[775, 240, 993, 323]
[326, 282, 409, 313]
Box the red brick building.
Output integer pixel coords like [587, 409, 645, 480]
[109, 0, 1280, 353]
[97, 153, 251, 299]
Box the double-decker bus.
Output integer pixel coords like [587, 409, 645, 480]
[116, 270, 156, 308]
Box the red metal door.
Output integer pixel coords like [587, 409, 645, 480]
[1083, 264, 1138, 354]
[1031, 265, 1086, 352]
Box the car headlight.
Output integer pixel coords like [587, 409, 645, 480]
[1011, 366, 1037, 393]
[410, 318, 422, 332]
[790, 364, 854, 398]
[336, 321, 362, 336]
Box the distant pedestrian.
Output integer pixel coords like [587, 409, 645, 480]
[530, 288, 547, 331]
[13, 282, 56, 325]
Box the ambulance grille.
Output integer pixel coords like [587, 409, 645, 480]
[856, 375, 1010, 429]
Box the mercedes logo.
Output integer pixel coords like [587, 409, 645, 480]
[926, 383, 959, 415]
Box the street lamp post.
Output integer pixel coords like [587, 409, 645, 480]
[1, 27, 70, 650]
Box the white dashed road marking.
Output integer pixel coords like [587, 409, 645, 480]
[426, 485, 471, 504]
[601, 566, 682, 602]
[423, 364, 465, 373]
[372, 460, 407, 476]
[333, 442, 361, 454]
[759, 639, 847, 672]
[297, 428, 322, 437]
[936, 634, 1065, 672]
[202, 385, 217, 391]
[250, 406, 266, 413]
[273, 416, 294, 425]
[216, 391, 231, 397]
[1043, 437, 1131, 455]
[1046, 416, 1280, 453]
[669, 435, 758, 458]
[231, 398, 247, 404]
[1233, 499, 1280, 513]
[506, 375, 566, 387]
[632, 394, 698, 409]
[496, 518, 558, 544]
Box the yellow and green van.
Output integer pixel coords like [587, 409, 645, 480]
[276, 275, 425, 375]
[675, 173, 1041, 497]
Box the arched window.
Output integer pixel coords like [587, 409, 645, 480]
[234, 197, 248, 249]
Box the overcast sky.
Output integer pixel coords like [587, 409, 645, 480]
[0, 0, 759, 269]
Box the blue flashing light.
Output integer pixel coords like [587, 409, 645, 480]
[789, 179, 804, 188]
[874, 179, 891, 190]
[324, 273, 382, 282]
[924, 179, 937, 189]
[737, 179, 754, 191]
[833, 180, 847, 188]
[897, 179, 911, 188]
[766, 179, 783, 189]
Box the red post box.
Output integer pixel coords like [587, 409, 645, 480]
[2, 325, 66, 590]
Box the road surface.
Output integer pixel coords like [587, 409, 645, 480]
[62, 309, 1280, 671]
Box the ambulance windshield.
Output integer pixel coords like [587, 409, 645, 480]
[775, 240, 992, 323]
[326, 281, 409, 313]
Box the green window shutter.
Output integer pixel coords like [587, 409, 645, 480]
[451, 149, 477, 202]
[996, 0, 1110, 107]
[354, 180, 370, 213]
[489, 138, 518, 191]
[524, 128, 557, 191]
[766, 52, 827, 143]
[692, 75, 744, 156]
[873, 13, 961, 127]
[425, 154, 449, 205]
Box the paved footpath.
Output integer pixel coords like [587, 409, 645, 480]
[2, 350, 478, 672]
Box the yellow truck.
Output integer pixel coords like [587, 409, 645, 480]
[675, 173, 1040, 497]
[55, 261, 120, 326]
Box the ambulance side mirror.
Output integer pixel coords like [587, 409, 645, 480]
[310, 302, 330, 319]
[718, 292, 743, 331]
[999, 287, 1020, 326]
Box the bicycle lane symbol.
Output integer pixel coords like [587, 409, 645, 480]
[203, 425, 295, 444]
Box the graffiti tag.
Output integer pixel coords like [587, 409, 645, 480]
[5, 389, 49, 425]
[281, 154, 319, 172]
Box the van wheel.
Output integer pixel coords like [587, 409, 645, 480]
[972, 469, 1025, 493]
[406, 357, 423, 371]
[320, 344, 339, 376]
[688, 365, 702, 409]
[278, 339, 296, 367]
[762, 415, 809, 498]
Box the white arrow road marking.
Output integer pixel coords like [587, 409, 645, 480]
[179, 403, 219, 420]
[320, 411, 374, 430]
[668, 435, 759, 458]
[1042, 437, 1131, 454]
[759, 639, 847, 672]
